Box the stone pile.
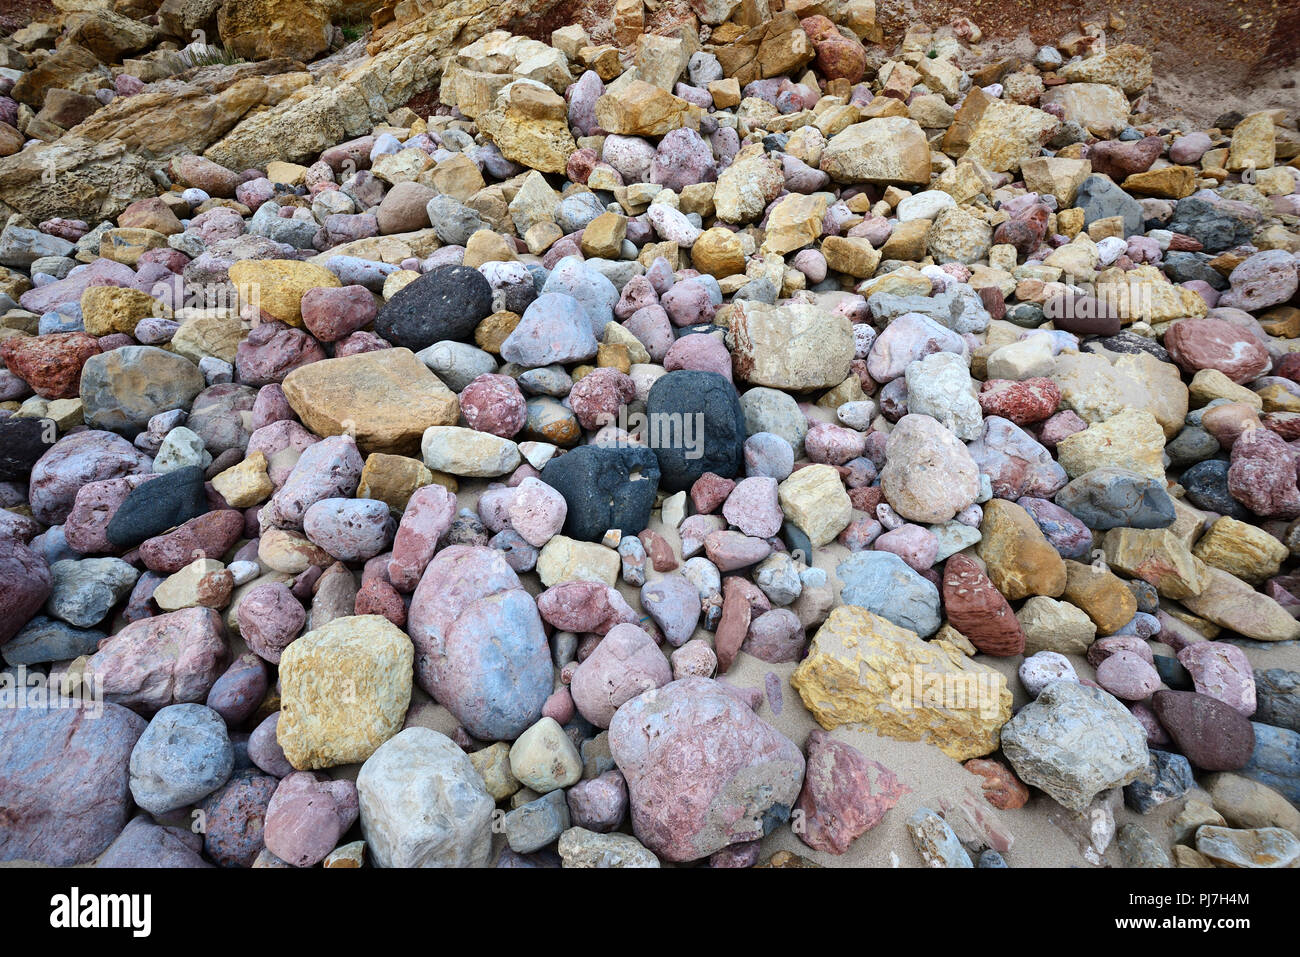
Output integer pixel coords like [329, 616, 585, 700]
[0, 0, 1298, 870]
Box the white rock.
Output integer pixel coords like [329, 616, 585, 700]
[356, 727, 495, 868]
[896, 190, 956, 222]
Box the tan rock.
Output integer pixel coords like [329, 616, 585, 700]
[761, 194, 826, 255]
[821, 235, 880, 278]
[281, 348, 460, 456]
[714, 151, 785, 224]
[820, 117, 931, 186]
[1055, 408, 1166, 480]
[692, 227, 747, 277]
[152, 558, 234, 612]
[357, 453, 436, 514]
[963, 99, 1060, 174]
[1061, 560, 1138, 634]
[729, 300, 854, 390]
[80, 286, 160, 337]
[229, 259, 340, 328]
[1041, 83, 1132, 139]
[1192, 517, 1289, 585]
[1058, 43, 1153, 95]
[537, 537, 620, 586]
[1227, 112, 1276, 173]
[977, 499, 1067, 600]
[277, 615, 414, 770]
[1017, 596, 1097, 655]
[1101, 527, 1209, 599]
[1020, 156, 1092, 206]
[580, 211, 628, 258]
[212, 450, 274, 508]
[777, 464, 852, 548]
[791, 605, 1011, 761]
[594, 81, 702, 137]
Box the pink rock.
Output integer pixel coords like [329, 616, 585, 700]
[804, 421, 868, 466]
[664, 333, 732, 380]
[300, 285, 378, 343]
[608, 676, 805, 862]
[1095, 650, 1161, 701]
[690, 472, 735, 514]
[660, 279, 716, 326]
[460, 373, 527, 438]
[28, 429, 154, 525]
[507, 477, 567, 547]
[354, 577, 407, 627]
[795, 728, 908, 854]
[259, 435, 363, 530]
[623, 305, 675, 362]
[639, 572, 701, 647]
[721, 476, 781, 538]
[1035, 409, 1089, 450]
[238, 581, 306, 664]
[1228, 426, 1300, 518]
[874, 523, 939, 572]
[704, 530, 772, 572]
[741, 608, 805, 662]
[978, 377, 1061, 425]
[64, 473, 158, 555]
[570, 622, 673, 727]
[264, 772, 358, 867]
[568, 368, 636, 431]
[0, 539, 51, 644]
[251, 383, 294, 429]
[248, 712, 295, 776]
[1177, 641, 1256, 716]
[234, 321, 327, 386]
[85, 607, 228, 711]
[302, 497, 394, 562]
[387, 483, 457, 592]
[536, 579, 637, 634]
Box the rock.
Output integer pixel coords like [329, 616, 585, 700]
[264, 772, 359, 868]
[0, 699, 146, 865]
[0, 540, 52, 645]
[942, 553, 1026, 655]
[794, 729, 908, 855]
[1001, 680, 1149, 812]
[129, 704, 234, 815]
[570, 623, 673, 727]
[880, 414, 980, 524]
[80, 345, 205, 438]
[46, 557, 139, 628]
[1152, 690, 1256, 771]
[777, 464, 852, 548]
[375, 265, 494, 351]
[105, 465, 208, 550]
[977, 499, 1067, 600]
[281, 348, 460, 456]
[540, 445, 660, 541]
[609, 677, 805, 862]
[199, 770, 279, 868]
[407, 546, 551, 739]
[645, 370, 745, 491]
[836, 550, 941, 636]
[85, 606, 227, 711]
[558, 827, 659, 867]
[277, 615, 413, 770]
[1196, 825, 1300, 868]
[510, 716, 582, 792]
[1054, 467, 1176, 531]
[792, 605, 1010, 760]
[729, 301, 854, 390]
[907, 807, 973, 868]
[820, 118, 931, 186]
[965, 758, 1030, 810]
[1181, 567, 1300, 642]
[357, 727, 495, 868]
[1125, 750, 1194, 813]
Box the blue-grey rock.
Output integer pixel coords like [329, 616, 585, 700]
[1054, 467, 1176, 530]
[46, 557, 139, 628]
[1255, 668, 1300, 734]
[503, 789, 570, 854]
[1117, 822, 1171, 868]
[1169, 193, 1259, 252]
[129, 704, 234, 816]
[96, 815, 211, 867]
[0, 698, 147, 865]
[1076, 174, 1144, 236]
[1241, 721, 1300, 805]
[500, 292, 599, 367]
[836, 550, 941, 636]
[1, 615, 104, 666]
[1001, 680, 1149, 812]
[1124, 750, 1194, 813]
[541, 257, 618, 336]
[1182, 459, 1252, 520]
[906, 807, 973, 867]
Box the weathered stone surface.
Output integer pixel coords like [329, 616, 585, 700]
[277, 615, 413, 770]
[791, 606, 1011, 761]
[609, 677, 805, 862]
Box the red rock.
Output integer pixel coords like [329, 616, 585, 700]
[848, 485, 884, 513]
[690, 472, 735, 514]
[568, 368, 635, 431]
[800, 16, 866, 82]
[264, 772, 358, 868]
[715, 576, 754, 673]
[234, 321, 327, 386]
[703, 530, 772, 571]
[460, 373, 527, 438]
[637, 528, 678, 571]
[536, 580, 638, 635]
[978, 377, 1061, 425]
[354, 578, 407, 627]
[64, 474, 159, 556]
[1228, 426, 1300, 518]
[941, 553, 1026, 656]
[742, 608, 806, 662]
[1086, 634, 1153, 668]
[795, 728, 908, 854]
[992, 205, 1050, 257]
[1165, 317, 1271, 384]
[964, 758, 1030, 810]
[300, 285, 377, 343]
[805, 421, 868, 466]
[1262, 412, 1300, 441]
[1086, 136, 1162, 180]
[0, 332, 101, 399]
[138, 508, 246, 574]
[1152, 689, 1255, 771]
